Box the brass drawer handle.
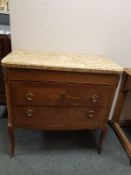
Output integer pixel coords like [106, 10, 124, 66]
[91, 95, 99, 103]
[88, 110, 95, 118]
[26, 109, 33, 117]
[25, 93, 33, 101]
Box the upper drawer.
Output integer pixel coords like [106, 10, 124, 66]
[11, 81, 113, 107]
[7, 69, 118, 86]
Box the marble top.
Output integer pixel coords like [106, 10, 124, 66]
[1, 50, 123, 74]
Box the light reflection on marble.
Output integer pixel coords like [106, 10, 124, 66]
[1, 50, 123, 74]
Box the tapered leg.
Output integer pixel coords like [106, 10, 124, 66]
[8, 125, 15, 157]
[98, 125, 108, 154]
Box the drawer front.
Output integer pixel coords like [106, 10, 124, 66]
[11, 81, 113, 107]
[12, 106, 107, 130]
[8, 69, 118, 86]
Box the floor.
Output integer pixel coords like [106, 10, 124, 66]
[0, 106, 131, 175]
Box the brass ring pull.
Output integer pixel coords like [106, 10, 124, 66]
[26, 109, 33, 117]
[88, 110, 95, 118]
[25, 93, 33, 101]
[91, 95, 98, 103]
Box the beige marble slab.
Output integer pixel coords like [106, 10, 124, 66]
[1, 50, 123, 74]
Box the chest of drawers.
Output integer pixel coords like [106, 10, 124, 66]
[1, 51, 123, 156]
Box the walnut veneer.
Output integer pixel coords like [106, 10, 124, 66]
[3, 68, 120, 156]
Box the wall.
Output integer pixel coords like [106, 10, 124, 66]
[9, 0, 131, 119]
[10, 0, 131, 66]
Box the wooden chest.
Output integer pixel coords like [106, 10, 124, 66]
[1, 51, 122, 156]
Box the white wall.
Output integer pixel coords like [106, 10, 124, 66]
[9, 0, 131, 119]
[10, 0, 131, 67]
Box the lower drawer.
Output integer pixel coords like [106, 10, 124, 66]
[12, 106, 107, 130]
